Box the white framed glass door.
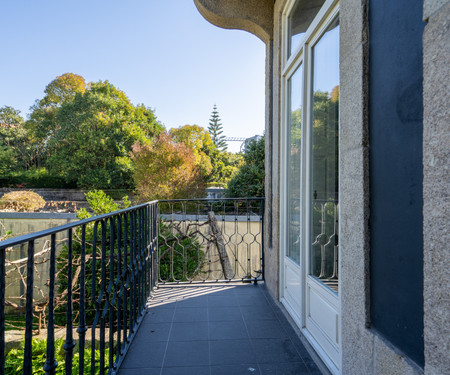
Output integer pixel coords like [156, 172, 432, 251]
[280, 1, 340, 373]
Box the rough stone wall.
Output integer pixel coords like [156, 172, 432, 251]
[339, 0, 373, 373]
[422, 1, 450, 374]
[194, 0, 273, 43]
[340, 0, 423, 373]
[263, 0, 287, 301]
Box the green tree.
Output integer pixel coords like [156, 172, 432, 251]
[208, 148, 243, 186]
[0, 105, 24, 126]
[0, 106, 39, 174]
[46, 80, 163, 189]
[27, 73, 87, 140]
[226, 136, 265, 197]
[207, 105, 227, 151]
[26, 73, 88, 165]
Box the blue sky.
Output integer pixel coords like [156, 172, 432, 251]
[0, 0, 265, 152]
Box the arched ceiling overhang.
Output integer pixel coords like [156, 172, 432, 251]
[193, 0, 274, 43]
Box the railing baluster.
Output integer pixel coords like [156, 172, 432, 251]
[77, 226, 87, 375]
[44, 234, 58, 375]
[116, 215, 122, 361]
[0, 246, 6, 375]
[64, 229, 75, 375]
[108, 217, 114, 372]
[123, 214, 128, 344]
[99, 221, 106, 375]
[23, 240, 34, 375]
[0, 199, 264, 374]
[0, 201, 159, 375]
[91, 221, 99, 375]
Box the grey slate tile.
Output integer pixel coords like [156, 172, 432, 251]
[210, 363, 261, 375]
[176, 295, 208, 307]
[133, 322, 171, 342]
[252, 338, 303, 364]
[208, 294, 239, 307]
[163, 340, 209, 367]
[162, 366, 210, 375]
[173, 307, 208, 322]
[145, 307, 175, 323]
[208, 306, 243, 322]
[245, 319, 289, 339]
[169, 322, 209, 341]
[209, 320, 249, 340]
[240, 306, 277, 321]
[120, 341, 166, 368]
[118, 368, 161, 375]
[260, 362, 310, 374]
[236, 294, 270, 306]
[210, 339, 257, 365]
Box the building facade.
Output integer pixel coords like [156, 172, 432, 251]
[194, 1, 449, 374]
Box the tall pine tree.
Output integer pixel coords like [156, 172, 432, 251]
[208, 105, 227, 151]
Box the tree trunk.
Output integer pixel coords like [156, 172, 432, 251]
[207, 211, 234, 279]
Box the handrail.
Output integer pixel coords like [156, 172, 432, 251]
[0, 201, 157, 249]
[0, 197, 264, 374]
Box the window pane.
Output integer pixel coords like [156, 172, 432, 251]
[310, 18, 339, 293]
[287, 64, 303, 264]
[288, 0, 326, 58]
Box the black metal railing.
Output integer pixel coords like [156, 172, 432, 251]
[0, 201, 158, 375]
[158, 198, 264, 284]
[0, 197, 264, 374]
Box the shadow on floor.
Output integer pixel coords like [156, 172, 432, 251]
[118, 283, 323, 375]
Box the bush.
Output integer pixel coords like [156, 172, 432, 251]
[55, 190, 131, 326]
[5, 338, 108, 374]
[0, 190, 46, 212]
[226, 137, 265, 198]
[0, 168, 75, 188]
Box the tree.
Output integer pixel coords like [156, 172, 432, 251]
[0, 105, 24, 126]
[46, 80, 163, 189]
[40, 73, 86, 108]
[0, 106, 38, 173]
[208, 148, 243, 186]
[208, 105, 227, 151]
[131, 132, 206, 200]
[226, 136, 265, 197]
[169, 125, 214, 178]
[26, 73, 88, 165]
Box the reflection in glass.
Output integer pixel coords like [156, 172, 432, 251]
[288, 0, 325, 58]
[287, 64, 303, 265]
[310, 18, 339, 293]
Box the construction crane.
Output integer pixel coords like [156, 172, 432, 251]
[223, 137, 247, 152]
[223, 137, 246, 142]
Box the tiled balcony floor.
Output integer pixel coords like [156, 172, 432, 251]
[118, 283, 323, 375]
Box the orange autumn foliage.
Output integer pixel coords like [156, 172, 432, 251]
[131, 132, 206, 201]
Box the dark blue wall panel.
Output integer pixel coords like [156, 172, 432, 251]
[369, 0, 425, 367]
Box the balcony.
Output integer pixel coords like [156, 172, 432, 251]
[0, 198, 323, 374]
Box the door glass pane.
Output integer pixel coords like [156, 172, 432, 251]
[287, 64, 303, 264]
[310, 18, 339, 293]
[288, 0, 326, 58]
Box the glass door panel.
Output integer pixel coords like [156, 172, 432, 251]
[286, 64, 303, 265]
[309, 18, 340, 292]
[288, 0, 326, 58]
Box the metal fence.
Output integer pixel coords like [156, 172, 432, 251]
[0, 198, 264, 374]
[0, 202, 158, 375]
[158, 198, 264, 284]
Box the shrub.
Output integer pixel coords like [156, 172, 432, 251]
[55, 190, 131, 326]
[0, 168, 76, 188]
[0, 190, 46, 212]
[5, 338, 108, 374]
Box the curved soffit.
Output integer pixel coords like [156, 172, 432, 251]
[194, 0, 274, 43]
